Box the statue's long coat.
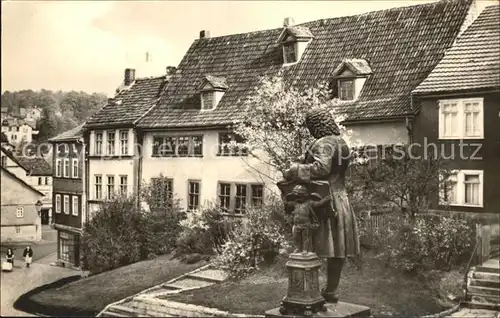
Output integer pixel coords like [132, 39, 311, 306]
[289, 135, 360, 258]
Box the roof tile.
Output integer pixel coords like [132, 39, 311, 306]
[138, 0, 473, 128]
[414, 5, 500, 93]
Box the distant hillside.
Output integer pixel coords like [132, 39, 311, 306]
[1, 90, 107, 141]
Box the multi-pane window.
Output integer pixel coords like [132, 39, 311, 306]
[56, 159, 62, 177]
[55, 194, 61, 213]
[120, 175, 128, 196]
[151, 178, 174, 209]
[107, 175, 115, 199]
[120, 130, 129, 155]
[201, 91, 215, 110]
[72, 196, 79, 216]
[218, 183, 231, 212]
[283, 42, 297, 64]
[440, 170, 483, 207]
[218, 183, 265, 214]
[251, 184, 264, 207]
[72, 159, 79, 178]
[45, 177, 49, 185]
[188, 181, 200, 211]
[64, 195, 70, 215]
[439, 98, 484, 139]
[152, 136, 203, 157]
[95, 132, 103, 155]
[107, 131, 115, 155]
[63, 158, 70, 178]
[235, 184, 247, 214]
[95, 175, 102, 200]
[38, 177, 43, 185]
[338, 79, 354, 101]
[218, 133, 248, 156]
[16, 207, 24, 218]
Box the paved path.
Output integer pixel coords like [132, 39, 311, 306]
[0, 253, 79, 317]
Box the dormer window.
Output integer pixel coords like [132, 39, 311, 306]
[331, 59, 372, 102]
[277, 19, 314, 66]
[198, 75, 228, 111]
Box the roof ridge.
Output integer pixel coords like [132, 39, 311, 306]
[0, 165, 45, 196]
[135, 75, 167, 81]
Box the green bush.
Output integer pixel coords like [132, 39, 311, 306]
[214, 201, 290, 278]
[81, 197, 144, 274]
[175, 207, 236, 257]
[386, 214, 474, 272]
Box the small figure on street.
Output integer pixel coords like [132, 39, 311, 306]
[23, 246, 33, 268]
[6, 248, 14, 266]
[286, 184, 332, 254]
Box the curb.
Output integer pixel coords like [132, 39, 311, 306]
[420, 304, 460, 318]
[96, 262, 213, 317]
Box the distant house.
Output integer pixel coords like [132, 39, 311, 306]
[412, 5, 500, 215]
[133, 0, 479, 212]
[26, 106, 42, 121]
[49, 124, 86, 267]
[1, 166, 44, 242]
[16, 157, 53, 224]
[1, 117, 38, 145]
[83, 69, 170, 215]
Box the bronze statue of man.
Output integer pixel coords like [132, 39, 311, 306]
[283, 108, 360, 304]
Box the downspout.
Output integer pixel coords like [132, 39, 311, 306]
[406, 92, 415, 145]
[136, 127, 143, 210]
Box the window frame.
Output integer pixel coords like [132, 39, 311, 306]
[95, 175, 102, 200]
[119, 130, 129, 155]
[439, 169, 484, 207]
[55, 158, 62, 177]
[282, 41, 298, 65]
[119, 175, 128, 196]
[107, 130, 116, 155]
[187, 180, 201, 211]
[72, 195, 79, 216]
[217, 133, 248, 156]
[94, 131, 103, 155]
[16, 207, 24, 218]
[63, 195, 70, 215]
[438, 98, 484, 140]
[72, 158, 79, 178]
[338, 79, 355, 101]
[55, 194, 61, 213]
[152, 135, 204, 157]
[217, 182, 265, 214]
[200, 91, 215, 110]
[1, 155, 6, 167]
[107, 175, 115, 199]
[63, 158, 70, 178]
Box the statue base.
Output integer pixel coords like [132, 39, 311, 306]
[278, 252, 326, 316]
[265, 302, 371, 318]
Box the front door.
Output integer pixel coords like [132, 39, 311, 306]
[40, 209, 49, 225]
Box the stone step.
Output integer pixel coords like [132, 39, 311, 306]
[470, 294, 500, 305]
[130, 297, 217, 317]
[470, 278, 500, 289]
[468, 286, 500, 297]
[187, 269, 229, 282]
[473, 272, 500, 282]
[465, 300, 500, 311]
[163, 277, 215, 290]
[102, 304, 138, 317]
[476, 260, 500, 274]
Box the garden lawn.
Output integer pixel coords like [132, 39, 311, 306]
[16, 253, 208, 317]
[168, 250, 445, 317]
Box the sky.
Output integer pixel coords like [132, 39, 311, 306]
[1, 0, 496, 97]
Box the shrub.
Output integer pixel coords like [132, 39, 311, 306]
[387, 214, 474, 272]
[175, 207, 236, 257]
[81, 197, 144, 274]
[214, 202, 290, 278]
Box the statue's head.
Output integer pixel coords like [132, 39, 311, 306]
[305, 109, 340, 139]
[287, 184, 309, 202]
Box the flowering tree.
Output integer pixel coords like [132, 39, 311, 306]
[231, 75, 353, 181]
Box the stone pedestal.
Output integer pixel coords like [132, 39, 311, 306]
[278, 252, 326, 316]
[265, 302, 371, 318]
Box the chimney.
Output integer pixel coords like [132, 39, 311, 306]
[199, 30, 211, 39]
[124, 68, 136, 86]
[166, 66, 177, 76]
[283, 17, 295, 27]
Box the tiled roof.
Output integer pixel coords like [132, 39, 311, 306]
[332, 59, 373, 77]
[414, 5, 500, 94]
[0, 145, 29, 173]
[284, 26, 314, 39]
[201, 75, 229, 90]
[84, 76, 167, 128]
[49, 124, 84, 142]
[16, 156, 53, 176]
[138, 0, 473, 128]
[0, 166, 44, 196]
